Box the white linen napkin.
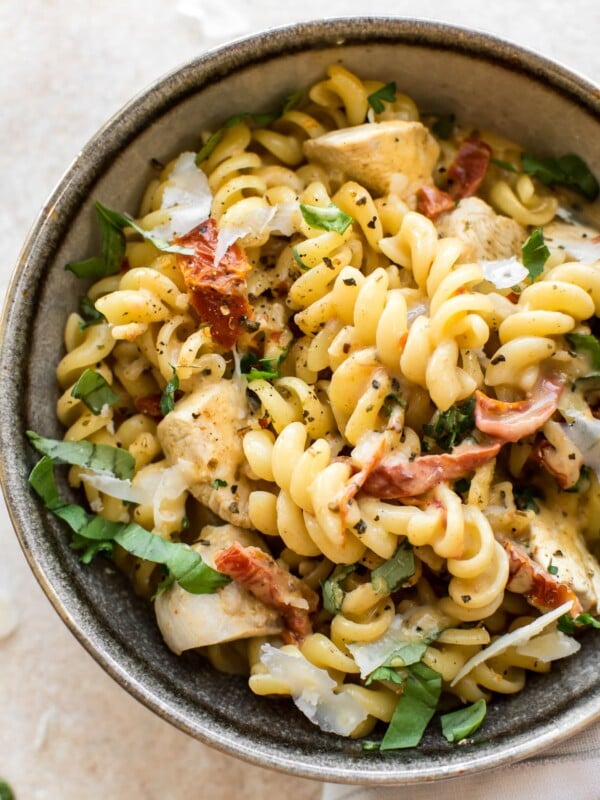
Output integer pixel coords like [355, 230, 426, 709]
[322, 719, 600, 799]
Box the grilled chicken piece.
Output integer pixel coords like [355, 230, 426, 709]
[154, 525, 283, 654]
[303, 120, 439, 199]
[157, 379, 252, 527]
[437, 197, 526, 262]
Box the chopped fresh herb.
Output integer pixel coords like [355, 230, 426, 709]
[380, 642, 429, 669]
[432, 113, 455, 140]
[521, 228, 550, 281]
[423, 396, 475, 452]
[367, 82, 397, 114]
[291, 245, 310, 271]
[71, 369, 119, 415]
[213, 478, 228, 489]
[547, 559, 559, 576]
[78, 295, 106, 330]
[453, 478, 471, 495]
[371, 540, 415, 595]
[361, 740, 382, 751]
[282, 90, 305, 112]
[241, 348, 289, 382]
[513, 484, 542, 513]
[0, 779, 15, 800]
[160, 366, 180, 416]
[299, 203, 353, 234]
[365, 666, 406, 686]
[557, 611, 600, 635]
[65, 201, 193, 279]
[380, 663, 442, 750]
[28, 456, 229, 594]
[490, 157, 518, 173]
[441, 699, 487, 743]
[196, 110, 280, 165]
[27, 431, 135, 480]
[566, 333, 600, 371]
[321, 565, 355, 615]
[522, 152, 599, 201]
[383, 392, 406, 416]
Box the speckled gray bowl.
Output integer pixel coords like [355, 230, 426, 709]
[1, 17, 600, 786]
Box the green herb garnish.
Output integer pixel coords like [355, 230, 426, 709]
[441, 699, 487, 743]
[196, 110, 281, 165]
[547, 559, 559, 576]
[432, 113, 455, 140]
[299, 203, 353, 234]
[557, 612, 600, 635]
[0, 779, 15, 800]
[28, 456, 229, 594]
[490, 157, 518, 173]
[380, 663, 442, 750]
[322, 565, 355, 615]
[566, 333, 600, 371]
[27, 431, 135, 480]
[78, 295, 106, 330]
[365, 666, 406, 686]
[241, 348, 289, 382]
[71, 369, 119, 415]
[65, 201, 192, 279]
[513, 484, 542, 513]
[522, 152, 599, 201]
[213, 478, 228, 489]
[160, 366, 180, 416]
[371, 540, 415, 595]
[521, 228, 550, 281]
[423, 396, 475, 452]
[367, 82, 397, 114]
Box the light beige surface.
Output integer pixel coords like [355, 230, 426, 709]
[0, 1, 598, 798]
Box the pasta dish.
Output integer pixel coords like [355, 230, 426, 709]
[28, 65, 600, 748]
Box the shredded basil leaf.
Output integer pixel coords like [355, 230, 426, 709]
[70, 369, 119, 415]
[380, 663, 442, 750]
[490, 157, 518, 173]
[196, 129, 224, 164]
[28, 457, 229, 594]
[441, 699, 487, 743]
[78, 295, 106, 330]
[160, 366, 180, 415]
[566, 333, 600, 372]
[432, 113, 455, 140]
[196, 110, 280, 165]
[522, 152, 599, 201]
[241, 348, 289, 382]
[213, 478, 228, 489]
[95, 202, 194, 256]
[291, 245, 310, 271]
[371, 540, 415, 595]
[299, 203, 353, 234]
[322, 565, 355, 615]
[365, 666, 406, 686]
[0, 779, 15, 800]
[547, 559, 559, 576]
[367, 82, 397, 114]
[282, 90, 305, 112]
[27, 431, 135, 480]
[423, 396, 475, 452]
[65, 201, 126, 278]
[521, 228, 550, 281]
[381, 642, 429, 669]
[557, 611, 600, 635]
[361, 739, 382, 751]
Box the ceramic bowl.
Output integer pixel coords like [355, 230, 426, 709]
[1, 17, 600, 785]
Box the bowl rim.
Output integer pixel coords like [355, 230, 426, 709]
[2, 15, 600, 785]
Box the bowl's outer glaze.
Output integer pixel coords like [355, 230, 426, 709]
[2, 17, 600, 785]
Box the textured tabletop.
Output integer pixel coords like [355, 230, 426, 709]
[0, 1, 598, 797]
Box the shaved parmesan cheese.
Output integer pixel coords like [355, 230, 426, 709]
[450, 601, 573, 686]
[80, 473, 149, 504]
[515, 630, 581, 662]
[259, 644, 368, 735]
[482, 257, 528, 289]
[558, 394, 600, 480]
[347, 611, 440, 679]
[214, 202, 299, 265]
[544, 220, 600, 265]
[150, 152, 212, 240]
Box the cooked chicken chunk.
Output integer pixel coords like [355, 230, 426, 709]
[528, 511, 600, 613]
[157, 378, 252, 527]
[303, 120, 439, 199]
[154, 524, 283, 654]
[437, 197, 526, 262]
